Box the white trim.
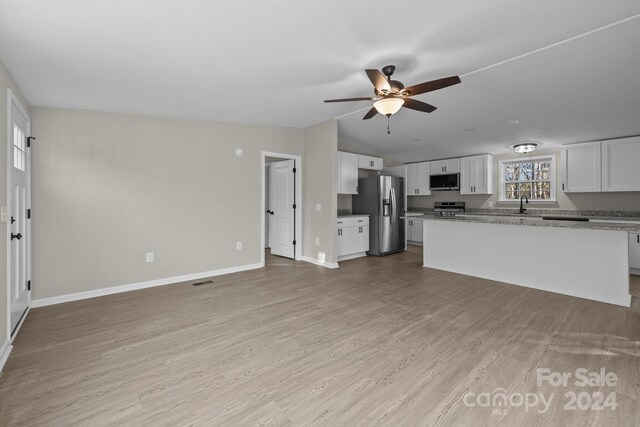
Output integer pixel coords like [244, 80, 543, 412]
[301, 256, 339, 269]
[498, 154, 557, 203]
[31, 262, 263, 307]
[337, 252, 367, 262]
[261, 151, 303, 265]
[631, 268, 640, 276]
[10, 307, 29, 342]
[0, 340, 12, 374]
[6, 89, 32, 342]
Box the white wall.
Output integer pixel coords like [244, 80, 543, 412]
[1, 60, 30, 353]
[408, 148, 640, 211]
[31, 108, 337, 300]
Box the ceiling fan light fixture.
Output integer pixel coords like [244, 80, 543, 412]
[513, 143, 538, 154]
[374, 98, 404, 116]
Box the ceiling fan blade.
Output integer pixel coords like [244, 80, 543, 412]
[365, 69, 391, 92]
[324, 96, 375, 103]
[403, 98, 437, 113]
[404, 76, 461, 96]
[363, 107, 378, 120]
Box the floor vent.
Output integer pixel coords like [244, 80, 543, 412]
[192, 280, 214, 286]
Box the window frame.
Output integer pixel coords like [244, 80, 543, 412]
[498, 154, 557, 204]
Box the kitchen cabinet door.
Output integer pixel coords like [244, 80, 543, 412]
[630, 233, 640, 270]
[354, 225, 369, 253]
[406, 163, 419, 195]
[561, 142, 601, 192]
[337, 226, 356, 256]
[431, 158, 460, 175]
[417, 162, 431, 195]
[338, 151, 359, 194]
[358, 155, 383, 170]
[602, 136, 640, 192]
[412, 219, 423, 243]
[460, 154, 493, 195]
[406, 162, 430, 195]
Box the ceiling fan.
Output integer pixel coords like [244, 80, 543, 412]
[324, 65, 461, 133]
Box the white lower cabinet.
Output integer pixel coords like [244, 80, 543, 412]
[630, 233, 640, 270]
[407, 218, 423, 244]
[337, 216, 370, 261]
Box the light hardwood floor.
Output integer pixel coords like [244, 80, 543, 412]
[1, 247, 639, 426]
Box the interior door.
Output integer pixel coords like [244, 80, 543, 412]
[269, 160, 295, 258]
[9, 95, 31, 336]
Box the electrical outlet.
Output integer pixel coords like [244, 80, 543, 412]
[315, 203, 321, 211]
[315, 237, 320, 246]
[146, 252, 154, 263]
[488, 201, 494, 208]
[0, 206, 7, 223]
[236, 241, 243, 250]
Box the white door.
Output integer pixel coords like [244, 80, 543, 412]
[269, 160, 296, 258]
[265, 164, 271, 248]
[9, 94, 31, 335]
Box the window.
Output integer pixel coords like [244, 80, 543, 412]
[13, 124, 26, 171]
[499, 155, 556, 202]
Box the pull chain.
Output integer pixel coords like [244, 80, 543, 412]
[387, 116, 391, 134]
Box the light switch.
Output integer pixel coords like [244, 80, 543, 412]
[0, 206, 7, 223]
[316, 203, 321, 211]
[146, 252, 154, 263]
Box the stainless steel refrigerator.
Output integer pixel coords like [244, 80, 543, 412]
[352, 175, 405, 256]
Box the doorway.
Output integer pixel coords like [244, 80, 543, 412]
[7, 89, 31, 339]
[262, 152, 302, 265]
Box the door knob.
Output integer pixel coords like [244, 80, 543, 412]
[11, 233, 22, 240]
[266, 210, 274, 215]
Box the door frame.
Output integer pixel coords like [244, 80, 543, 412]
[6, 89, 31, 342]
[261, 151, 302, 265]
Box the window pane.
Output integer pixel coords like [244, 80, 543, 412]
[505, 183, 517, 199]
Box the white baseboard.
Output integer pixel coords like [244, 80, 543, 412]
[631, 268, 640, 276]
[0, 340, 12, 374]
[31, 262, 264, 308]
[301, 256, 339, 269]
[337, 252, 367, 262]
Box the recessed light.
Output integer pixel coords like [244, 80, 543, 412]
[506, 119, 520, 125]
[513, 143, 538, 154]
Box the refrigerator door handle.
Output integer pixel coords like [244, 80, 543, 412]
[390, 187, 396, 225]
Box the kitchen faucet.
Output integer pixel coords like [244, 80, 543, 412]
[519, 195, 529, 214]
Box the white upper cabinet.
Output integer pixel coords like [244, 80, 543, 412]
[337, 151, 359, 194]
[406, 162, 430, 196]
[561, 141, 602, 193]
[602, 136, 640, 192]
[430, 158, 460, 175]
[358, 154, 383, 170]
[460, 154, 493, 195]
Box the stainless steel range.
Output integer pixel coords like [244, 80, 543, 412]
[433, 201, 465, 216]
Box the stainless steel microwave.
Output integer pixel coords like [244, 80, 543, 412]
[430, 173, 460, 191]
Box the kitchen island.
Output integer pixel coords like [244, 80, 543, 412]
[421, 215, 640, 307]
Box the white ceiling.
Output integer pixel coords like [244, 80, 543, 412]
[1, 1, 639, 161]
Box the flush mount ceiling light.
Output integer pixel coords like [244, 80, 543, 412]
[513, 143, 538, 154]
[373, 97, 405, 116]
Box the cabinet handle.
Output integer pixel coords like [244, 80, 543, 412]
[562, 183, 565, 191]
[417, 189, 419, 194]
[637, 235, 639, 244]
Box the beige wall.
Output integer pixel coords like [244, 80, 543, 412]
[31, 108, 337, 300]
[303, 120, 338, 264]
[1, 60, 30, 349]
[408, 148, 640, 211]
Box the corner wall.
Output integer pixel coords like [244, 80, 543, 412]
[303, 119, 338, 265]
